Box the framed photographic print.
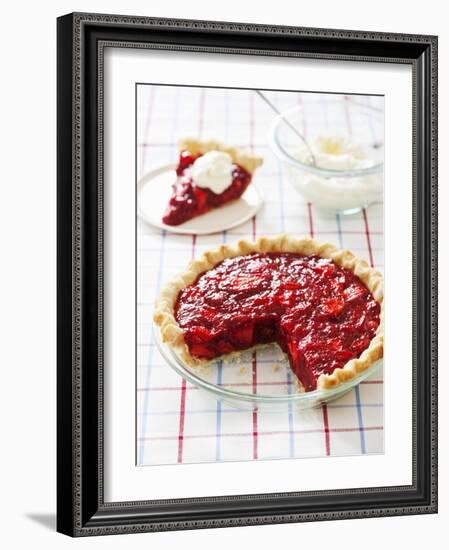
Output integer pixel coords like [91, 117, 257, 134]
[57, 12, 438, 536]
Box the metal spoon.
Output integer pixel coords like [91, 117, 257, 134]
[255, 90, 316, 165]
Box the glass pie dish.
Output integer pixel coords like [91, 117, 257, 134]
[154, 324, 382, 411]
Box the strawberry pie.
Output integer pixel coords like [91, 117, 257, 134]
[154, 235, 384, 391]
[162, 138, 263, 226]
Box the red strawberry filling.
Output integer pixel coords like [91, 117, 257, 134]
[175, 253, 381, 391]
[162, 150, 252, 226]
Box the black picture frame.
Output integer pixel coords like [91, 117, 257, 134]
[57, 12, 438, 537]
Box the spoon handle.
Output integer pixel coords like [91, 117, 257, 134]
[255, 90, 316, 165]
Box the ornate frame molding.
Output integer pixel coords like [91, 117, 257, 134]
[57, 12, 437, 537]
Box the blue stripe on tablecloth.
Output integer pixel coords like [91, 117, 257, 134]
[355, 385, 367, 454]
[138, 402, 383, 416]
[137, 87, 180, 465]
[215, 360, 223, 461]
[286, 371, 295, 457]
[138, 230, 166, 465]
[214, 91, 232, 461]
[336, 211, 367, 454]
[335, 213, 344, 248]
[274, 111, 296, 457]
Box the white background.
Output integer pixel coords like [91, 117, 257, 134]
[0, 1, 445, 548]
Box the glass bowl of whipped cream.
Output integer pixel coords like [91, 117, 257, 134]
[269, 101, 384, 215]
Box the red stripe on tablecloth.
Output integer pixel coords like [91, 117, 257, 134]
[307, 203, 314, 238]
[140, 426, 383, 442]
[307, 200, 332, 455]
[322, 404, 331, 456]
[252, 354, 258, 460]
[177, 381, 187, 463]
[251, 217, 257, 241]
[362, 208, 375, 267]
[177, 234, 197, 463]
[191, 235, 197, 259]
[249, 92, 259, 461]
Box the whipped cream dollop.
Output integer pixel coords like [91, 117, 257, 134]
[191, 151, 233, 194]
[296, 135, 375, 170]
[288, 135, 382, 212]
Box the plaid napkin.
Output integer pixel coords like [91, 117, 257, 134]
[136, 85, 384, 466]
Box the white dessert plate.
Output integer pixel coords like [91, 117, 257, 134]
[137, 164, 263, 235]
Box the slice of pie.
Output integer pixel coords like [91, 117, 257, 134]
[154, 235, 383, 391]
[162, 138, 263, 226]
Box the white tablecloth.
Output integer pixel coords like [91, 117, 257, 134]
[136, 85, 384, 466]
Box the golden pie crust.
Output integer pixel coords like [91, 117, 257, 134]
[179, 137, 263, 174]
[153, 235, 384, 391]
